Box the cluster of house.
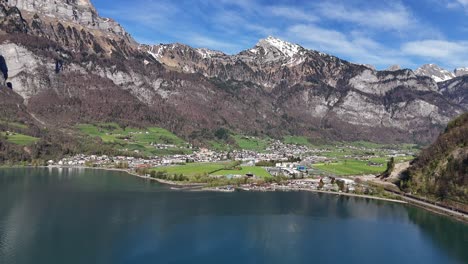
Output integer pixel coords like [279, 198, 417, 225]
[265, 162, 309, 178]
[51, 141, 412, 181]
[235, 177, 359, 193]
[51, 143, 323, 171]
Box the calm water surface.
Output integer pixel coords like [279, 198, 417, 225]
[0, 168, 466, 264]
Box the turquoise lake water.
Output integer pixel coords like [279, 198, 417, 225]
[0, 168, 466, 264]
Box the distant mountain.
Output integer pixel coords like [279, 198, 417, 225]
[402, 113, 468, 209]
[415, 64, 456, 83]
[0, 0, 466, 159]
[415, 64, 468, 83]
[385, 65, 401, 71]
[455, 67, 468, 77]
[438, 75, 468, 110]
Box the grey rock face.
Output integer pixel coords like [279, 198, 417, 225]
[7, 0, 129, 38]
[415, 64, 456, 83]
[455, 68, 468, 77]
[385, 65, 401, 71]
[438, 76, 468, 110]
[0, 43, 54, 100]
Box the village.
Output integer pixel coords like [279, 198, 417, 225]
[49, 139, 415, 196]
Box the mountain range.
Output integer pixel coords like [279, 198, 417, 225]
[0, 0, 467, 151]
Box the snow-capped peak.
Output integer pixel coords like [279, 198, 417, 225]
[415, 64, 455, 83]
[256, 36, 303, 58]
[454, 67, 468, 77]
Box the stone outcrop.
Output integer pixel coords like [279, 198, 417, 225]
[7, 0, 128, 37]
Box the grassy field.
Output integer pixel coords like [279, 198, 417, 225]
[314, 160, 387, 176]
[213, 166, 271, 178]
[152, 162, 270, 178]
[151, 162, 231, 177]
[77, 123, 191, 156]
[209, 140, 230, 151]
[1, 132, 39, 146]
[0, 120, 28, 129]
[232, 135, 270, 152]
[283, 136, 311, 146]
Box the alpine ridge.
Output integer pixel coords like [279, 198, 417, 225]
[415, 64, 468, 83]
[0, 0, 466, 150]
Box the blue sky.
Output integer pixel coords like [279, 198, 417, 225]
[92, 0, 468, 70]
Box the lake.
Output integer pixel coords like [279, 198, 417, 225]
[0, 168, 466, 264]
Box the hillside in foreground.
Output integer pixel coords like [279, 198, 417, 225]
[401, 113, 468, 205]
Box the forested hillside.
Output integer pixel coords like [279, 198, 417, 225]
[401, 113, 468, 205]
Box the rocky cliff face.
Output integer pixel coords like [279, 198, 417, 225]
[438, 76, 468, 110]
[415, 64, 456, 83]
[415, 64, 468, 83]
[0, 0, 466, 145]
[455, 67, 468, 77]
[8, 0, 129, 38]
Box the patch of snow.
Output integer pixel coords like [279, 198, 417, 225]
[147, 45, 166, 61]
[195, 48, 224, 59]
[257, 36, 302, 58]
[415, 64, 455, 82]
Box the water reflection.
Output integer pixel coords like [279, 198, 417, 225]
[0, 168, 466, 264]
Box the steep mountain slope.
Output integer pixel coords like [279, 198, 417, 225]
[415, 64, 456, 83]
[415, 64, 468, 83]
[455, 68, 468, 77]
[402, 113, 468, 206]
[438, 76, 468, 110]
[143, 37, 465, 143]
[0, 0, 466, 150]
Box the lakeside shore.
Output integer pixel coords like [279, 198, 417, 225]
[17, 165, 468, 223]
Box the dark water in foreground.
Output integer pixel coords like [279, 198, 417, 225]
[0, 168, 466, 264]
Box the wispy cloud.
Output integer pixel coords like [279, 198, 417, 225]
[449, 0, 468, 9]
[402, 40, 468, 67]
[285, 24, 413, 67]
[268, 6, 319, 22]
[186, 34, 244, 51]
[314, 1, 442, 39]
[93, 0, 468, 69]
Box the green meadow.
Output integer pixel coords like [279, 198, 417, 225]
[0, 120, 28, 129]
[313, 160, 387, 176]
[213, 166, 271, 178]
[151, 162, 270, 178]
[232, 135, 270, 152]
[1, 132, 39, 146]
[77, 123, 191, 156]
[283, 136, 311, 146]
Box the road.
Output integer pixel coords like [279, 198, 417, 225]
[388, 191, 468, 222]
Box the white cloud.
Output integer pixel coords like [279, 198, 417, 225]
[187, 34, 243, 51]
[267, 6, 319, 22]
[401, 40, 468, 67]
[444, 0, 468, 11]
[316, 2, 415, 31]
[456, 0, 468, 7]
[314, 1, 442, 39]
[96, 0, 466, 69]
[285, 24, 413, 68]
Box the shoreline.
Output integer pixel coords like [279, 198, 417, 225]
[45, 165, 409, 204]
[16, 165, 468, 223]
